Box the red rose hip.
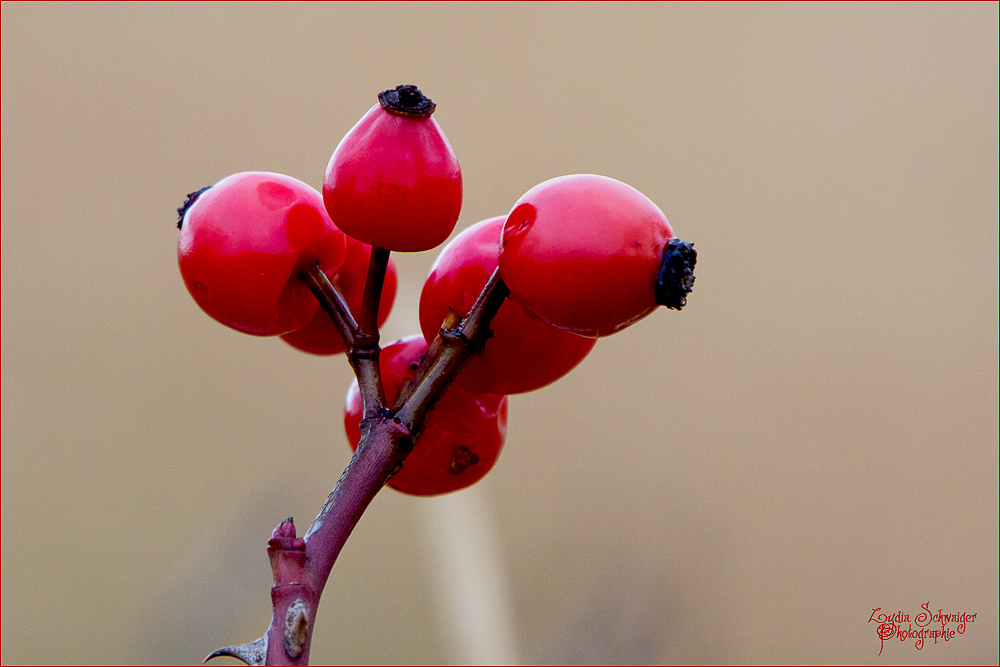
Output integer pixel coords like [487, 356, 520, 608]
[420, 216, 595, 394]
[343, 336, 507, 496]
[323, 85, 462, 252]
[177, 172, 347, 336]
[498, 174, 695, 337]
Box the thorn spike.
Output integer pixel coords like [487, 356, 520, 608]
[205, 635, 268, 666]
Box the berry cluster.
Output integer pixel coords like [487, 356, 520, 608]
[181, 85, 696, 665]
[177, 85, 695, 496]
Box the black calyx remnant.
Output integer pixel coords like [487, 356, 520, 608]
[378, 84, 436, 119]
[176, 186, 212, 230]
[655, 238, 697, 310]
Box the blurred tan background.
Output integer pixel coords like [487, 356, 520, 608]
[2, 3, 997, 665]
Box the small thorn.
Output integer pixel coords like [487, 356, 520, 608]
[205, 635, 267, 666]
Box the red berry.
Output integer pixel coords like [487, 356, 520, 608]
[177, 172, 347, 336]
[498, 174, 695, 337]
[343, 336, 507, 496]
[419, 216, 596, 394]
[323, 85, 462, 252]
[280, 236, 399, 355]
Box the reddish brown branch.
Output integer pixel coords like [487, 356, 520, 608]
[209, 253, 510, 666]
[395, 268, 509, 429]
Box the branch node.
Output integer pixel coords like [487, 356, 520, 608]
[438, 328, 468, 345]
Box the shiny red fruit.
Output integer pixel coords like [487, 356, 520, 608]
[323, 85, 462, 252]
[344, 336, 507, 496]
[499, 174, 688, 336]
[419, 216, 596, 394]
[177, 172, 347, 336]
[280, 236, 399, 355]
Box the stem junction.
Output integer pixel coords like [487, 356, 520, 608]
[206, 249, 509, 666]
